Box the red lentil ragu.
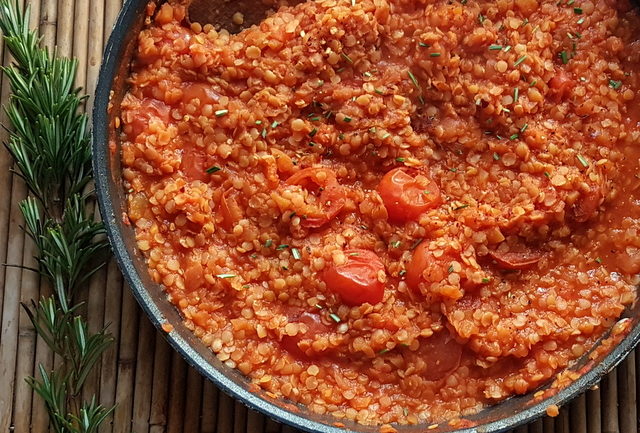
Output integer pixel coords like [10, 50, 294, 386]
[120, 0, 640, 426]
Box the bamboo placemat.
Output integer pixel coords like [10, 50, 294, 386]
[0, 1, 637, 432]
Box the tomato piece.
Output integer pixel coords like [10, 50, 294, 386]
[181, 149, 208, 182]
[421, 329, 463, 381]
[548, 70, 575, 101]
[322, 249, 385, 306]
[487, 247, 543, 270]
[406, 241, 451, 293]
[219, 189, 243, 231]
[126, 98, 171, 139]
[572, 184, 604, 222]
[281, 311, 332, 359]
[377, 168, 441, 223]
[181, 82, 220, 105]
[286, 167, 346, 228]
[184, 262, 204, 292]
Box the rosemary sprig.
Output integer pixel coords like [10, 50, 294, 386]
[0, 1, 114, 432]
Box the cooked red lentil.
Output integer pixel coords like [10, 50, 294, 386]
[120, 0, 640, 425]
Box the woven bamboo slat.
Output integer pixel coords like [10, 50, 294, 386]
[0, 1, 637, 433]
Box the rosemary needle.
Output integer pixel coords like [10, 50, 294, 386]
[0, 1, 114, 432]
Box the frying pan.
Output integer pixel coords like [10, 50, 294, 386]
[92, 1, 640, 431]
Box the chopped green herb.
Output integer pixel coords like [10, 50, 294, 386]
[577, 154, 589, 168]
[339, 133, 345, 140]
[403, 408, 409, 417]
[493, 152, 500, 161]
[382, 133, 391, 139]
[396, 157, 406, 162]
[482, 277, 491, 283]
[429, 52, 441, 57]
[595, 257, 602, 264]
[501, 107, 511, 113]
[418, 95, 425, 105]
[261, 128, 267, 138]
[310, 116, 320, 121]
[374, 88, 384, 95]
[390, 240, 401, 248]
[309, 128, 318, 137]
[205, 165, 221, 174]
[329, 313, 341, 323]
[513, 87, 519, 103]
[271, 120, 279, 128]
[544, 171, 550, 178]
[399, 270, 407, 277]
[574, 7, 582, 14]
[341, 53, 353, 64]
[308, 141, 316, 147]
[407, 70, 420, 90]
[343, 116, 352, 123]
[520, 18, 529, 27]
[378, 348, 390, 355]
[369, 127, 377, 134]
[560, 51, 569, 64]
[264, 239, 273, 248]
[315, 303, 323, 309]
[216, 273, 236, 279]
[577, 17, 585, 24]
[504, 45, 512, 52]
[530, 79, 537, 86]
[510, 133, 519, 140]
[255, 120, 262, 125]
[215, 109, 229, 117]
[514, 55, 527, 67]
[418, 42, 430, 47]
[609, 79, 622, 90]
[291, 248, 302, 260]
[454, 204, 470, 211]
[449, 167, 458, 173]
[348, 252, 360, 256]
[276, 244, 289, 250]
[520, 123, 529, 133]
[489, 44, 503, 50]
[447, 264, 454, 273]
[363, 71, 373, 78]
[478, 14, 486, 23]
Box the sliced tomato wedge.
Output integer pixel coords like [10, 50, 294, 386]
[281, 311, 332, 359]
[322, 249, 385, 306]
[377, 168, 441, 223]
[286, 167, 346, 228]
[181, 149, 208, 182]
[548, 70, 575, 101]
[487, 247, 543, 270]
[420, 329, 463, 381]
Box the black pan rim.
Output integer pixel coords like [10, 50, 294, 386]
[91, 1, 640, 431]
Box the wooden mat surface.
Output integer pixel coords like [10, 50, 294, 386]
[0, 1, 637, 432]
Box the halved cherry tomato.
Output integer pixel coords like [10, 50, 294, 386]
[377, 168, 441, 223]
[183, 262, 204, 292]
[281, 311, 332, 359]
[420, 329, 463, 381]
[286, 167, 346, 228]
[322, 249, 385, 306]
[487, 247, 543, 270]
[181, 82, 220, 105]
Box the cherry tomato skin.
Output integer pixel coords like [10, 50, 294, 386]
[377, 168, 441, 223]
[421, 329, 463, 381]
[487, 249, 543, 270]
[322, 249, 385, 306]
[281, 311, 331, 359]
[548, 70, 575, 101]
